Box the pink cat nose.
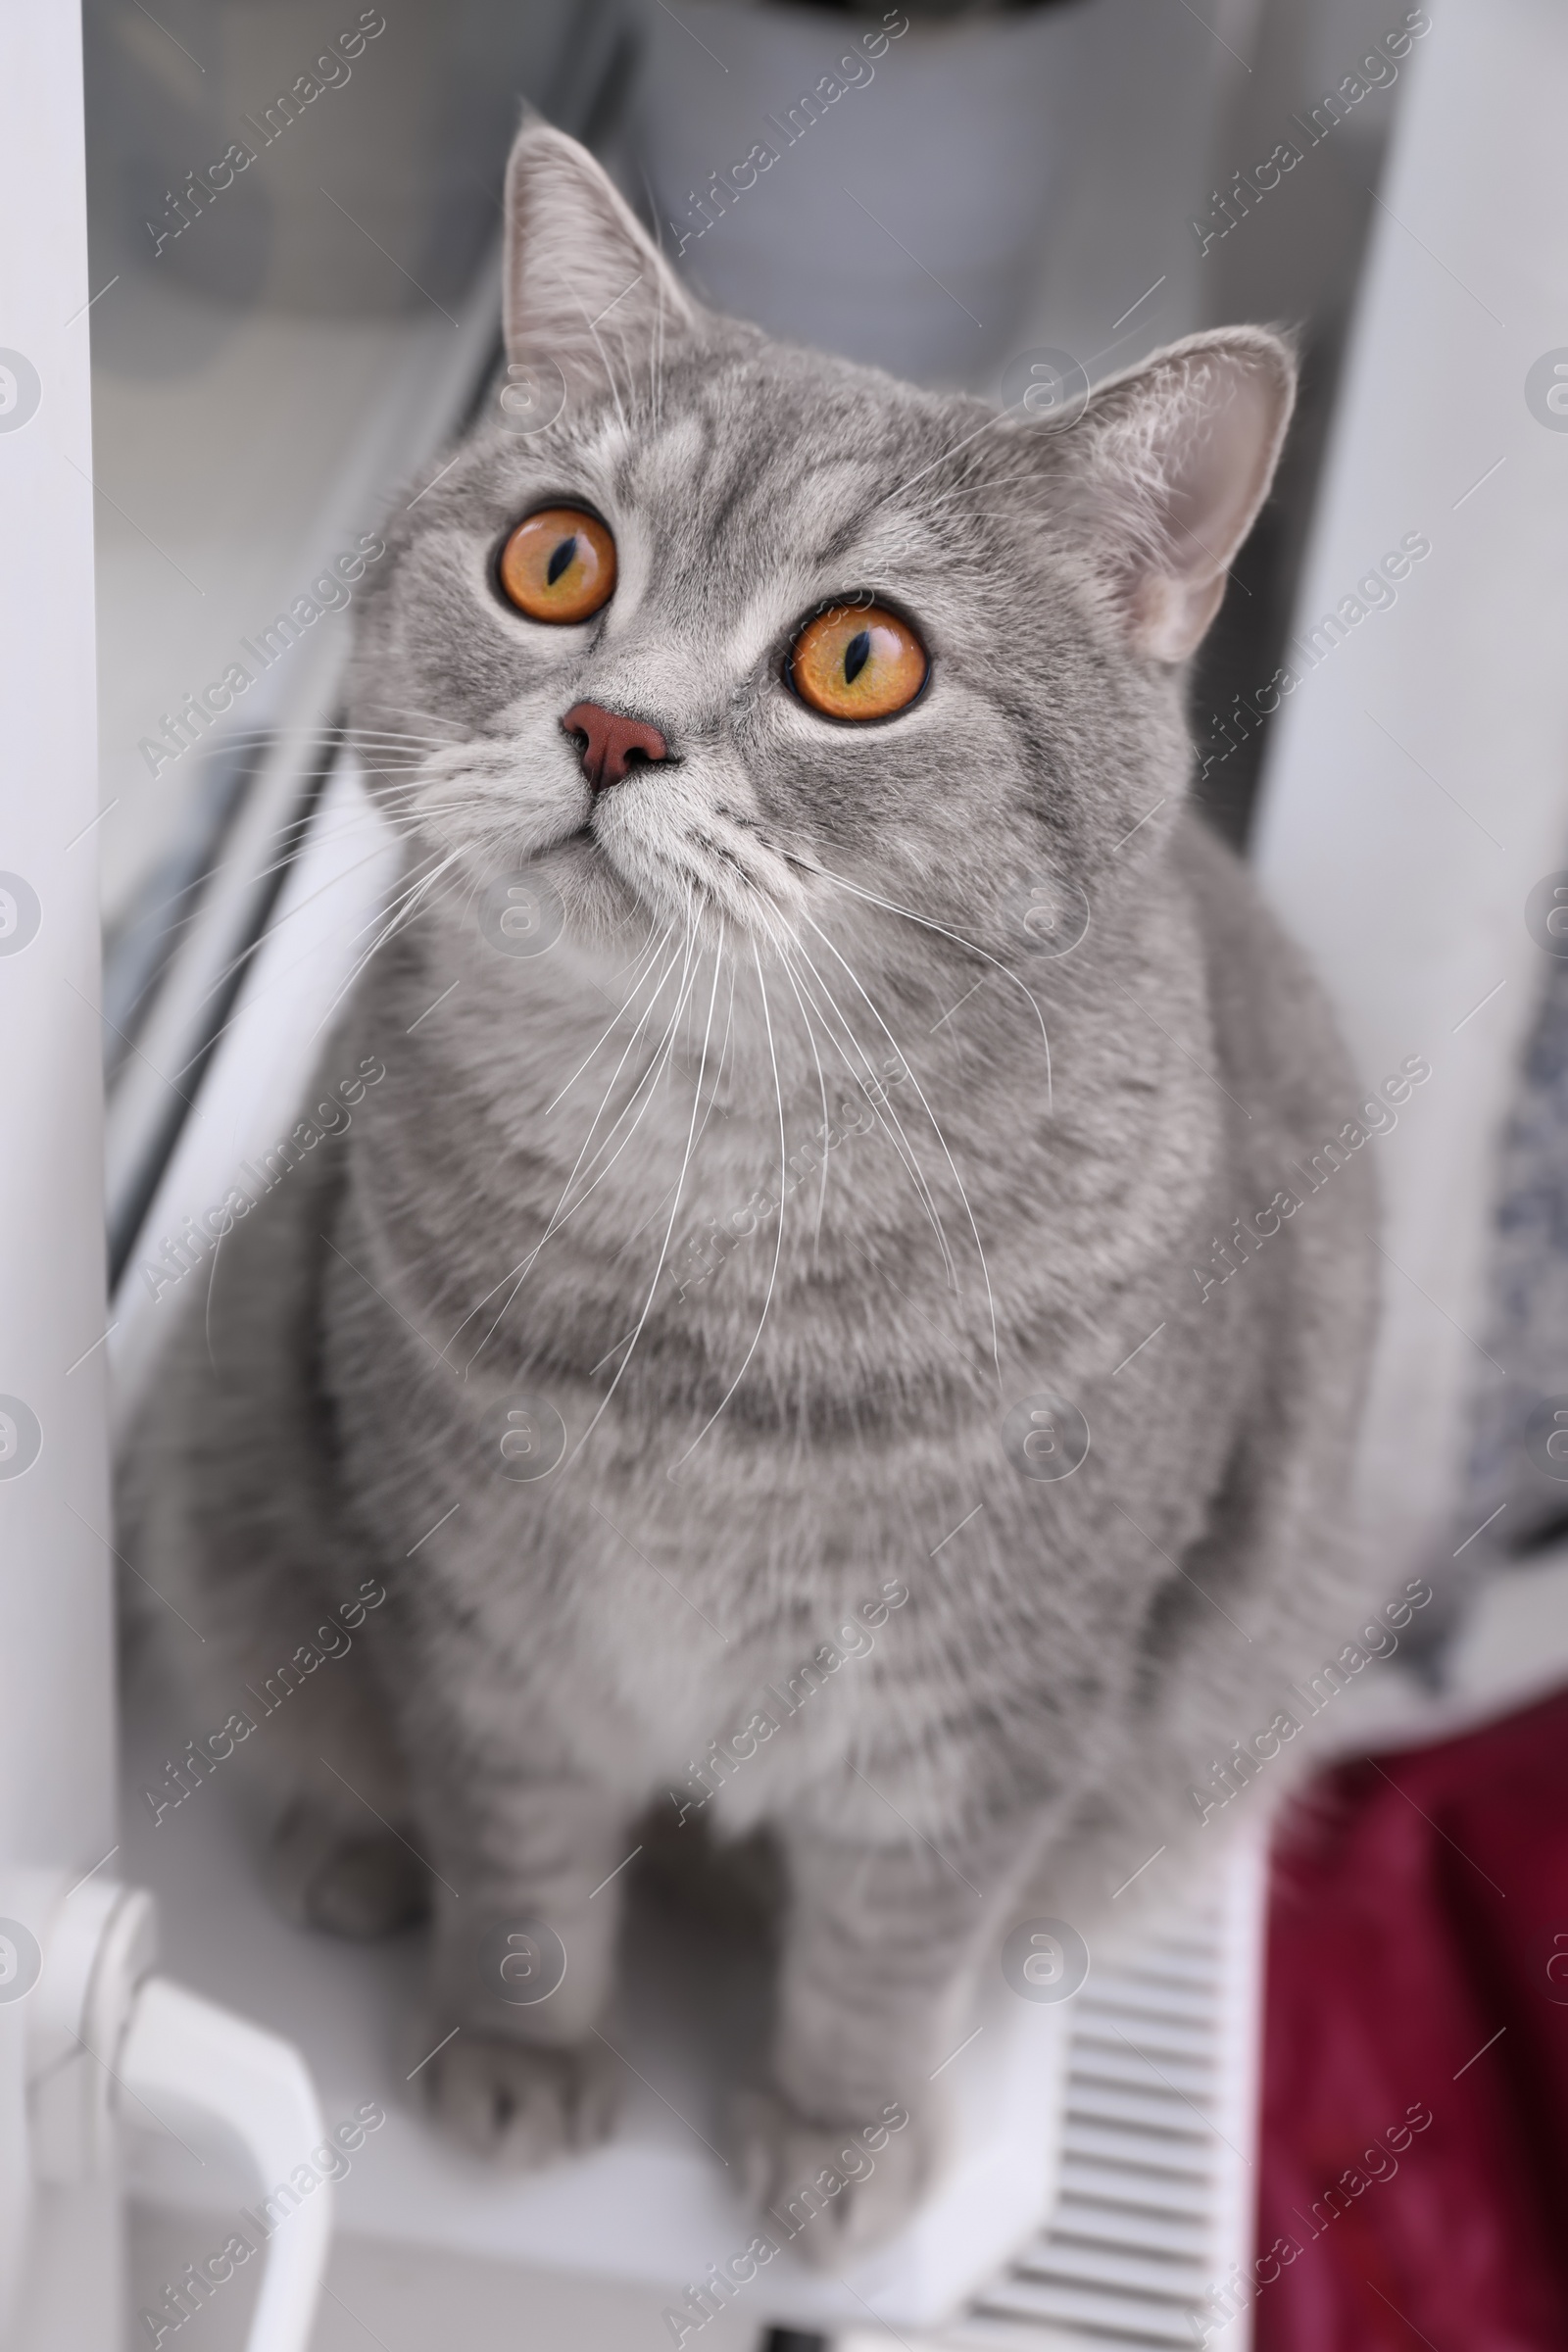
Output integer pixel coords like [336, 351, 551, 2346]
[562, 701, 669, 793]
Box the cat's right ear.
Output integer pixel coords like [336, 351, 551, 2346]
[1049, 327, 1296, 665]
[503, 120, 699, 397]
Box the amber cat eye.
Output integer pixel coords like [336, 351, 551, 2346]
[789, 602, 928, 721]
[498, 506, 616, 623]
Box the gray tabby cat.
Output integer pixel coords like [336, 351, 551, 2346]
[125, 122, 1378, 2263]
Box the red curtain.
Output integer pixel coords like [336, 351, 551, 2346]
[1256, 1686, 1568, 2350]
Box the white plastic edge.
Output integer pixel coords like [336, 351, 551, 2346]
[116, 1976, 332, 2352]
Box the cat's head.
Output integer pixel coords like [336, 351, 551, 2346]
[349, 122, 1293, 977]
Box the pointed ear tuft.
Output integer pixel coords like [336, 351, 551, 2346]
[1063, 328, 1296, 663]
[503, 121, 699, 396]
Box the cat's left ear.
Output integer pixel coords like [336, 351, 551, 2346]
[1057, 327, 1296, 663]
[503, 119, 699, 389]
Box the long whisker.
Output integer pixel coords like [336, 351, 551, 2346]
[804, 858, 1053, 1110]
[307, 849, 463, 1049]
[111, 812, 395, 976]
[547, 913, 697, 1191]
[608, 910, 671, 993]
[455, 910, 701, 1364]
[782, 927, 956, 1286]
[544, 918, 677, 1115]
[150, 848, 437, 1094]
[568, 272, 630, 439]
[450, 934, 689, 1345]
[175, 795, 392, 923]
[340, 846, 453, 956]
[338, 753, 444, 773]
[782, 927, 951, 1270]
[906, 469, 1052, 514]
[803, 908, 1001, 1380]
[604, 951, 740, 1271]
[542, 920, 709, 1220]
[667, 935, 788, 1478]
[697, 952, 740, 1148]
[166, 839, 423, 1052]
[350, 703, 466, 736]
[335, 727, 459, 747]
[564, 939, 725, 1466]
[771, 938, 833, 1251]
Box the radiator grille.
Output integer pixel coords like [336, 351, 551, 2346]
[858, 1837, 1264, 2352]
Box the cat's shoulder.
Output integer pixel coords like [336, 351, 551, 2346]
[1168, 807, 1364, 1139]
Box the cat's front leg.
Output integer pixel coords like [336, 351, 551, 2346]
[747, 1811, 1037, 2266]
[414, 1772, 633, 2171]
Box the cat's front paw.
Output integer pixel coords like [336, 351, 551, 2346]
[421, 2032, 621, 2171]
[734, 2087, 934, 2269]
[269, 1797, 429, 1939]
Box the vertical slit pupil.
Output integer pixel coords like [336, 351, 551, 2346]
[547, 535, 578, 587]
[843, 628, 871, 685]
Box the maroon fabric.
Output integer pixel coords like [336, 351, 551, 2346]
[1254, 1685, 1568, 2351]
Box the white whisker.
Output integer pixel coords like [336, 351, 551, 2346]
[782, 927, 956, 1286]
[606, 953, 739, 1267]
[806, 858, 1053, 1110]
[307, 849, 463, 1050]
[545, 919, 677, 1114]
[564, 938, 726, 1465]
[340, 847, 453, 957]
[771, 939, 833, 1251]
[172, 839, 426, 1033]
[456, 910, 702, 1366]
[352, 702, 466, 738]
[803, 909, 1001, 1380]
[667, 935, 788, 1477]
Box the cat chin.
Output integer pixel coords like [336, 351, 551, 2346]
[587, 827, 804, 944]
[499, 833, 736, 959]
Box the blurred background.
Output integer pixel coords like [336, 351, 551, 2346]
[14, 0, 1567, 2344]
